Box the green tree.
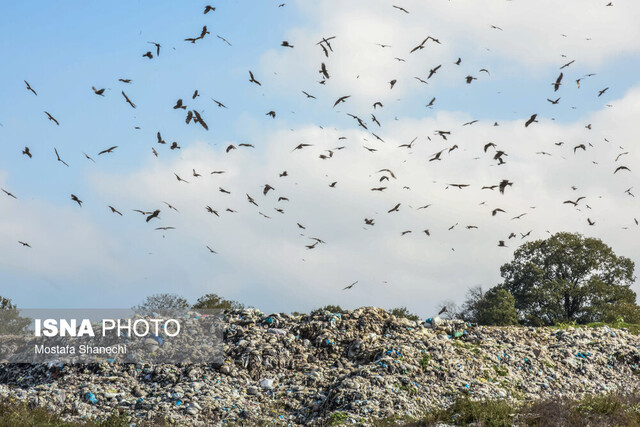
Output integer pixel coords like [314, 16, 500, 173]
[500, 232, 637, 325]
[476, 288, 519, 326]
[459, 286, 518, 326]
[0, 296, 30, 335]
[192, 293, 244, 310]
[388, 306, 420, 322]
[133, 293, 189, 317]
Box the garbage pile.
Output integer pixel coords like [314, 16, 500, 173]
[1, 307, 639, 425]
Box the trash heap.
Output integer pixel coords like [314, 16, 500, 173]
[1, 307, 639, 425]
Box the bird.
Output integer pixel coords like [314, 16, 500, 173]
[83, 152, 95, 162]
[174, 173, 189, 183]
[22, 147, 32, 158]
[343, 281, 358, 290]
[246, 194, 258, 206]
[563, 196, 585, 206]
[427, 65, 441, 79]
[155, 227, 175, 231]
[98, 146, 118, 155]
[465, 76, 476, 84]
[206, 245, 217, 253]
[148, 41, 161, 56]
[45, 112, 59, 125]
[2, 189, 17, 199]
[216, 35, 232, 46]
[263, 184, 274, 195]
[266, 110, 276, 118]
[212, 99, 227, 108]
[492, 208, 505, 216]
[163, 201, 179, 212]
[292, 143, 313, 151]
[192, 89, 199, 99]
[249, 71, 261, 85]
[54, 148, 69, 167]
[587, 218, 596, 226]
[18, 241, 31, 248]
[302, 91, 316, 99]
[598, 87, 609, 97]
[92, 86, 105, 96]
[614, 166, 630, 174]
[146, 210, 160, 222]
[193, 169, 201, 177]
[547, 97, 560, 104]
[71, 194, 83, 207]
[553, 73, 563, 91]
[498, 240, 507, 247]
[318, 63, 331, 81]
[574, 144, 586, 153]
[499, 179, 513, 194]
[388, 203, 401, 213]
[560, 60, 575, 69]
[121, 91, 136, 108]
[333, 95, 350, 107]
[142, 51, 153, 59]
[118, 78, 132, 83]
[24, 80, 37, 96]
[173, 99, 186, 109]
[281, 41, 294, 48]
[393, 5, 409, 13]
[108, 206, 123, 216]
[204, 5, 215, 13]
[525, 114, 538, 127]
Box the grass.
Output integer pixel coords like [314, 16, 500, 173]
[4, 392, 640, 426]
[0, 402, 169, 427]
[551, 321, 640, 335]
[372, 393, 640, 426]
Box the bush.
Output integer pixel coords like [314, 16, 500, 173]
[311, 305, 343, 314]
[133, 293, 189, 317]
[388, 307, 420, 322]
[192, 293, 244, 310]
[0, 296, 30, 335]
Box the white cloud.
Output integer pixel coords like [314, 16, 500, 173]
[80, 85, 640, 315]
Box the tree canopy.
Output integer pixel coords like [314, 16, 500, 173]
[500, 232, 636, 325]
[133, 293, 190, 317]
[192, 293, 245, 311]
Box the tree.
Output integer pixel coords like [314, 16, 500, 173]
[458, 286, 518, 326]
[133, 293, 189, 317]
[0, 296, 30, 335]
[500, 232, 637, 325]
[476, 288, 519, 326]
[192, 293, 244, 311]
[388, 306, 420, 322]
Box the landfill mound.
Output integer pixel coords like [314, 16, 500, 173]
[1, 307, 639, 426]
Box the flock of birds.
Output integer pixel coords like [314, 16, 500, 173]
[3, 2, 638, 292]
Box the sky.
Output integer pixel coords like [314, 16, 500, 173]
[0, 0, 638, 317]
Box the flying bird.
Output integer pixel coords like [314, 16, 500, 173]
[333, 95, 350, 107]
[525, 114, 538, 127]
[121, 91, 136, 108]
[553, 73, 563, 91]
[108, 206, 123, 216]
[98, 146, 118, 155]
[2, 189, 17, 199]
[204, 5, 215, 13]
[22, 147, 32, 158]
[54, 148, 69, 167]
[45, 112, 59, 125]
[249, 71, 261, 85]
[25, 80, 37, 96]
[71, 194, 83, 207]
[92, 86, 105, 96]
[146, 210, 160, 222]
[343, 281, 358, 290]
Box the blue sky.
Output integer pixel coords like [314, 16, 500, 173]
[1, 1, 639, 316]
